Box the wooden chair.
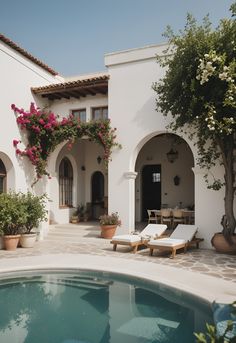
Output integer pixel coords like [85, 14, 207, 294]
[172, 209, 185, 229]
[160, 209, 172, 229]
[147, 209, 160, 224]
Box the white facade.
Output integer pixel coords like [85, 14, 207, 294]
[1, 36, 232, 248]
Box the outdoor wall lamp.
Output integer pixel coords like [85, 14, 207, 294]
[166, 148, 178, 163]
[97, 156, 102, 164]
[174, 175, 180, 186]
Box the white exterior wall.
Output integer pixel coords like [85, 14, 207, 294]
[105, 44, 227, 248]
[0, 40, 61, 192]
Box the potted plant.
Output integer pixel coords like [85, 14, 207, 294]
[70, 204, 85, 223]
[70, 210, 79, 224]
[0, 192, 27, 250]
[99, 212, 121, 239]
[19, 192, 48, 248]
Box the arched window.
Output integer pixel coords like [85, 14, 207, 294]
[59, 158, 73, 207]
[0, 159, 6, 194]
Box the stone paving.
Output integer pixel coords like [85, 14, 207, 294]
[0, 222, 236, 283]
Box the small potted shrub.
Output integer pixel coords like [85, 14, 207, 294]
[70, 204, 85, 223]
[70, 210, 79, 224]
[19, 192, 48, 248]
[0, 192, 27, 250]
[99, 212, 121, 239]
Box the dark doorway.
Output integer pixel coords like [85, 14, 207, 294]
[91, 171, 104, 219]
[142, 164, 161, 220]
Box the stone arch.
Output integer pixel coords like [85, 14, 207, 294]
[0, 151, 15, 191]
[130, 130, 195, 171]
[131, 131, 195, 224]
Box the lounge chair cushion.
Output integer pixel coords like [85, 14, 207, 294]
[112, 235, 141, 243]
[141, 224, 167, 237]
[148, 238, 186, 247]
[112, 224, 167, 244]
[170, 224, 198, 241]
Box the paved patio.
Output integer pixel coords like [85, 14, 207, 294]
[0, 222, 235, 284]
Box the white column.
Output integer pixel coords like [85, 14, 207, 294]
[124, 171, 138, 232]
[192, 166, 224, 248]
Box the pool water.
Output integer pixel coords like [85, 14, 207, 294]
[0, 270, 213, 343]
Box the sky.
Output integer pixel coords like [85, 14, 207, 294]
[0, 0, 233, 77]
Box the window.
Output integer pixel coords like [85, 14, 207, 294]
[72, 109, 86, 122]
[152, 173, 160, 183]
[92, 107, 108, 120]
[0, 159, 6, 194]
[59, 158, 73, 207]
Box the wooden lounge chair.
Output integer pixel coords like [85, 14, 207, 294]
[111, 224, 167, 253]
[148, 224, 200, 258]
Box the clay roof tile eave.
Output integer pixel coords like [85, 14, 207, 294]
[0, 33, 58, 76]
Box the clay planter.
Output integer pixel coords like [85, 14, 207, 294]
[211, 233, 236, 254]
[3, 235, 21, 251]
[20, 233, 37, 248]
[100, 225, 117, 239]
[0, 236, 4, 250]
[70, 216, 78, 224]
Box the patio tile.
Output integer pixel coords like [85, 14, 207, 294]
[0, 223, 235, 284]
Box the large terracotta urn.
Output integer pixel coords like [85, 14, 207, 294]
[211, 233, 236, 254]
[100, 225, 117, 239]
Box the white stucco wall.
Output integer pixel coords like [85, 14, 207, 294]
[0, 40, 61, 192]
[105, 44, 227, 248]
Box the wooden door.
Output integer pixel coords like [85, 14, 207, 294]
[142, 165, 161, 220]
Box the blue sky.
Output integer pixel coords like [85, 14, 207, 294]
[0, 0, 233, 77]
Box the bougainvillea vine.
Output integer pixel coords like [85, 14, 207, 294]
[12, 103, 121, 184]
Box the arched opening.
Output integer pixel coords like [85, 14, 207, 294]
[0, 159, 7, 193]
[135, 133, 194, 223]
[59, 157, 73, 207]
[91, 171, 104, 219]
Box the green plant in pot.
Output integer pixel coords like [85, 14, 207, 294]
[70, 204, 87, 223]
[20, 192, 48, 248]
[0, 192, 27, 250]
[99, 212, 121, 239]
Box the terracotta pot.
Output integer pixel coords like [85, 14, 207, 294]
[100, 225, 117, 239]
[3, 235, 21, 251]
[20, 233, 37, 248]
[211, 233, 236, 254]
[0, 236, 4, 250]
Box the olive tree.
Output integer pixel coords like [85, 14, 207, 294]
[153, 3, 236, 237]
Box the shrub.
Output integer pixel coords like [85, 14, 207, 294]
[99, 212, 121, 226]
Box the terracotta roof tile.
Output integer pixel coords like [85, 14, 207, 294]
[0, 33, 58, 76]
[32, 74, 109, 92]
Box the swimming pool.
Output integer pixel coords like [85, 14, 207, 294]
[0, 269, 213, 343]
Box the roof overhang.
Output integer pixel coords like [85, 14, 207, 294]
[31, 75, 109, 100]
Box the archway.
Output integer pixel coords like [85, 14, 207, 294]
[91, 171, 105, 219]
[0, 152, 15, 192]
[135, 133, 195, 223]
[0, 159, 7, 193]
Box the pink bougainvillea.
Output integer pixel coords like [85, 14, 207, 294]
[12, 103, 121, 184]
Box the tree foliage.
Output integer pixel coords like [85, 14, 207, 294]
[153, 3, 236, 235]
